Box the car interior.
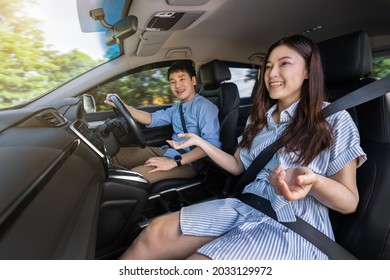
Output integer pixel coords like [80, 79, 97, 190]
[0, 0, 390, 260]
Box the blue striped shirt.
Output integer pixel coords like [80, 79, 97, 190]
[180, 100, 367, 259]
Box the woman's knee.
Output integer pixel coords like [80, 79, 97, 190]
[141, 212, 181, 246]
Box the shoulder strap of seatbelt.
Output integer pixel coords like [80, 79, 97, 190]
[321, 75, 390, 117]
[179, 103, 188, 133]
[178, 103, 195, 152]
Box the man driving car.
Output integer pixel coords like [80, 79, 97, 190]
[104, 61, 221, 184]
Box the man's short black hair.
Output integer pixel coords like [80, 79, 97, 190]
[167, 61, 196, 80]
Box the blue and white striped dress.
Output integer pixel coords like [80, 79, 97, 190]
[180, 101, 367, 259]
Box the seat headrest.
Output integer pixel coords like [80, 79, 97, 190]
[318, 31, 372, 86]
[199, 59, 231, 88]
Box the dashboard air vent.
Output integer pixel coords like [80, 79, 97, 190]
[39, 109, 67, 127]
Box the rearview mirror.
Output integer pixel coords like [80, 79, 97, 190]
[89, 8, 138, 46]
[105, 15, 138, 45]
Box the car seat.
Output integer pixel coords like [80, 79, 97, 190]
[198, 59, 240, 155]
[318, 31, 390, 259]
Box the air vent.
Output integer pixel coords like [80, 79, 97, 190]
[39, 109, 67, 127]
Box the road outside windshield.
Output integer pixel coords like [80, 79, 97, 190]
[0, 0, 121, 109]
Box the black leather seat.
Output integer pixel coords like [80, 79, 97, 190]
[318, 31, 390, 259]
[198, 59, 240, 155]
[319, 31, 376, 126]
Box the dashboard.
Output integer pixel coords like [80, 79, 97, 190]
[0, 98, 106, 259]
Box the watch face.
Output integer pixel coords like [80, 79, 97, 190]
[174, 155, 182, 166]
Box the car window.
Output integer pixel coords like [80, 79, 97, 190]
[84, 61, 189, 112]
[86, 60, 259, 112]
[372, 54, 390, 78]
[0, 0, 124, 110]
[228, 65, 258, 98]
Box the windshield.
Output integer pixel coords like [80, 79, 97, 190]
[0, 0, 123, 109]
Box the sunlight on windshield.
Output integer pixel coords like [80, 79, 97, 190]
[0, 0, 121, 109]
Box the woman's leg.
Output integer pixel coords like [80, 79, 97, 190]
[119, 211, 215, 260]
[187, 253, 211, 260]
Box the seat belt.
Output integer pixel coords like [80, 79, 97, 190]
[239, 192, 358, 259]
[178, 103, 194, 153]
[179, 103, 188, 134]
[234, 75, 390, 259]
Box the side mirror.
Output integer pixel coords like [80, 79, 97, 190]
[82, 94, 97, 113]
[89, 8, 138, 45]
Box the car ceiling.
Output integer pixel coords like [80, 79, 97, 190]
[77, 0, 390, 65]
[106, 0, 389, 65]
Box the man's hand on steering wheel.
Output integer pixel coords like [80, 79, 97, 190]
[104, 94, 146, 148]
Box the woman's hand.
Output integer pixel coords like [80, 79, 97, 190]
[166, 133, 202, 150]
[269, 165, 317, 201]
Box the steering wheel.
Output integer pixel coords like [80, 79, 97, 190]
[109, 95, 146, 148]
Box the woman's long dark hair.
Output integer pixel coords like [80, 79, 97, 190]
[240, 35, 333, 165]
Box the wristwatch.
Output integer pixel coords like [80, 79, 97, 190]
[173, 155, 182, 167]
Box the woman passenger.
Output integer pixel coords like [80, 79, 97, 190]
[119, 34, 366, 260]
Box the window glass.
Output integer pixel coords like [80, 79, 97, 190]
[85, 61, 189, 111]
[85, 60, 258, 112]
[228, 66, 258, 98]
[0, 0, 123, 110]
[372, 55, 390, 78]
